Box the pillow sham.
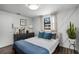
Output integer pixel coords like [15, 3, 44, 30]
[38, 32, 44, 38]
[43, 32, 52, 40]
[52, 33, 56, 39]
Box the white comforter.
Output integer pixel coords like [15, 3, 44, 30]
[25, 37, 59, 54]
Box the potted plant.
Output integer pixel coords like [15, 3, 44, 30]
[67, 22, 76, 43]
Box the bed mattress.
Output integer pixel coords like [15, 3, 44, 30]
[25, 37, 59, 53]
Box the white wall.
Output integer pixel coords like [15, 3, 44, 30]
[13, 13, 32, 33]
[32, 7, 79, 49]
[32, 15, 57, 36]
[0, 10, 32, 48]
[57, 7, 79, 49]
[32, 16, 42, 36]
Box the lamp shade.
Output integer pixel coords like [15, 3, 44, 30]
[28, 25, 32, 29]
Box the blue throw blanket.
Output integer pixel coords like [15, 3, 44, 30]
[13, 40, 49, 54]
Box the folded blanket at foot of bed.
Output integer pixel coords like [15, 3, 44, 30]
[13, 40, 49, 54]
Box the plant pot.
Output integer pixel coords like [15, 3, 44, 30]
[69, 39, 75, 44]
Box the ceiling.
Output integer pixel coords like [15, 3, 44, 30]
[0, 4, 78, 17]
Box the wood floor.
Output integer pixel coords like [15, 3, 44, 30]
[54, 46, 78, 54]
[0, 45, 14, 54]
[0, 45, 78, 54]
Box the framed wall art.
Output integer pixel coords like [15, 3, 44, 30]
[20, 19, 26, 26]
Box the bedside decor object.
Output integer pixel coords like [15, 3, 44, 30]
[67, 22, 76, 39]
[67, 22, 76, 53]
[20, 19, 26, 26]
[28, 24, 33, 29]
[26, 30, 29, 34]
[19, 27, 25, 34]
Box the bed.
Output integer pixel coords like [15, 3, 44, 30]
[13, 36, 59, 54]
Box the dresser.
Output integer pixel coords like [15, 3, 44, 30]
[14, 32, 35, 42]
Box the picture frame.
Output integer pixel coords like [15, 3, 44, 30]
[20, 19, 26, 26]
[44, 17, 50, 24]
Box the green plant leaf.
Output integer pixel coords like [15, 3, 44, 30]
[67, 22, 76, 39]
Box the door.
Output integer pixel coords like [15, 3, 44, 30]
[0, 14, 13, 48]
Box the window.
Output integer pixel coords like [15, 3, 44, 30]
[43, 15, 56, 32]
[44, 16, 51, 30]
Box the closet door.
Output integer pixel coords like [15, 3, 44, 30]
[0, 14, 13, 48]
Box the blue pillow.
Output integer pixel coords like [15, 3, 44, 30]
[38, 32, 44, 38]
[43, 32, 52, 40]
[52, 33, 56, 39]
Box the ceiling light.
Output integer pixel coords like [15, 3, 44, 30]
[26, 4, 40, 10]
